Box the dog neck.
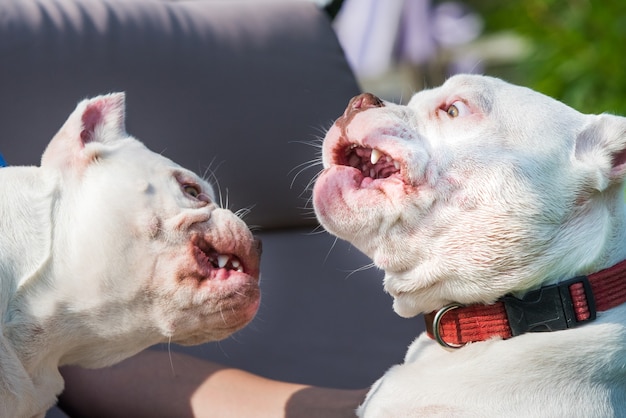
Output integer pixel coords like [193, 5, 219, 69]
[0, 167, 57, 311]
[424, 259, 626, 349]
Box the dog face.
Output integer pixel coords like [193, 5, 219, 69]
[313, 74, 626, 318]
[3, 94, 261, 372]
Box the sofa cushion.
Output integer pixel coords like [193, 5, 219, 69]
[0, 0, 360, 229]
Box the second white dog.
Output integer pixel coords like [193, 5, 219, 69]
[0, 93, 261, 417]
[314, 74, 626, 416]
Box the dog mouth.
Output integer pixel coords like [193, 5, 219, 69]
[336, 143, 402, 181]
[191, 236, 259, 280]
[202, 249, 244, 272]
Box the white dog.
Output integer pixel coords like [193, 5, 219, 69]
[0, 93, 261, 417]
[313, 74, 626, 416]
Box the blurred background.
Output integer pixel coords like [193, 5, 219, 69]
[324, 0, 626, 115]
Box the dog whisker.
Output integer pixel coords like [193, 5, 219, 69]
[290, 159, 323, 190]
[234, 206, 255, 220]
[305, 224, 327, 235]
[322, 236, 339, 265]
[219, 307, 227, 326]
[288, 138, 324, 150]
[343, 263, 377, 280]
[200, 159, 227, 208]
[167, 337, 176, 376]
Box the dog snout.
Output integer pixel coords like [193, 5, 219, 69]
[345, 93, 384, 117]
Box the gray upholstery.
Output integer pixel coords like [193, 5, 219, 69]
[0, 0, 357, 229]
[0, 1, 421, 416]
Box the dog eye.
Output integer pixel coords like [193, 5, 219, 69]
[183, 184, 201, 199]
[446, 101, 470, 118]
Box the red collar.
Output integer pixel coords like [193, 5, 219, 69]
[424, 259, 626, 349]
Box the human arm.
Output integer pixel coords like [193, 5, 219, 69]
[58, 349, 367, 418]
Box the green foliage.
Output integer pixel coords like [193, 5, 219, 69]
[468, 0, 626, 115]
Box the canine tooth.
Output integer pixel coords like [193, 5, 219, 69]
[394, 161, 400, 170]
[370, 149, 382, 164]
[217, 254, 229, 268]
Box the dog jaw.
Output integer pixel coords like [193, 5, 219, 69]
[314, 74, 626, 318]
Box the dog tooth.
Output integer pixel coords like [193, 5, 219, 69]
[394, 161, 400, 170]
[370, 149, 382, 164]
[217, 254, 229, 268]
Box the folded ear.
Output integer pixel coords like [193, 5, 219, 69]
[575, 113, 626, 191]
[41, 92, 127, 171]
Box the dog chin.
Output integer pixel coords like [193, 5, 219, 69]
[391, 290, 453, 318]
[388, 292, 426, 318]
[177, 307, 259, 345]
[171, 293, 260, 345]
[384, 271, 448, 317]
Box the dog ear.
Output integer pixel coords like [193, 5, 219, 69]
[41, 92, 127, 171]
[575, 113, 626, 191]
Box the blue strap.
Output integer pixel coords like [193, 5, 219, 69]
[0, 153, 5, 167]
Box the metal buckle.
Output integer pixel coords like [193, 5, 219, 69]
[502, 276, 596, 337]
[431, 303, 464, 349]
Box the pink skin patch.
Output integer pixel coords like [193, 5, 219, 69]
[80, 101, 106, 144]
[79, 94, 125, 145]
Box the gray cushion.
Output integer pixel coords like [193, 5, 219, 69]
[0, 0, 360, 229]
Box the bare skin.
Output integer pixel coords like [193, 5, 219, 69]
[58, 350, 367, 418]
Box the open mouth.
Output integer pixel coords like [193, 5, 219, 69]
[192, 237, 251, 278]
[337, 144, 401, 180]
[207, 251, 244, 272]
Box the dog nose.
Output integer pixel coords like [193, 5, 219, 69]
[344, 93, 384, 118]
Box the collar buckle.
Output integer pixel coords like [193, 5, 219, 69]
[431, 304, 465, 349]
[502, 276, 597, 337]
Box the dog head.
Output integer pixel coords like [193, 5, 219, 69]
[313, 74, 626, 318]
[5, 93, 261, 368]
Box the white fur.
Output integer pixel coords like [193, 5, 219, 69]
[313, 74, 626, 416]
[0, 93, 261, 417]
